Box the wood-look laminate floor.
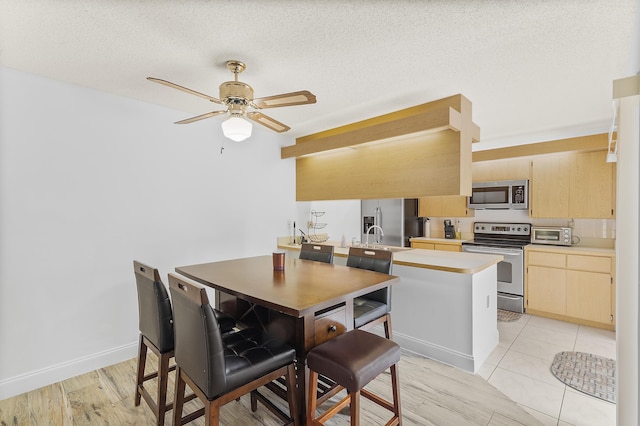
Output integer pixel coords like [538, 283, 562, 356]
[0, 351, 542, 425]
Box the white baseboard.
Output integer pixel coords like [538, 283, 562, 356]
[392, 331, 478, 373]
[366, 325, 492, 374]
[0, 342, 138, 400]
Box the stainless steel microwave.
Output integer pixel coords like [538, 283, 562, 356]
[531, 226, 572, 246]
[468, 180, 528, 210]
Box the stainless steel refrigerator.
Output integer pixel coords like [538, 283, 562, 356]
[361, 198, 423, 247]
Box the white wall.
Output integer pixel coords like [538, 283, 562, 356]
[0, 68, 298, 398]
[615, 88, 639, 426]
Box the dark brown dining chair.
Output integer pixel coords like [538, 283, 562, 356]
[167, 273, 299, 426]
[299, 243, 335, 263]
[133, 261, 236, 425]
[346, 247, 394, 338]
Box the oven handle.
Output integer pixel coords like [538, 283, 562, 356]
[498, 294, 522, 301]
[463, 247, 522, 257]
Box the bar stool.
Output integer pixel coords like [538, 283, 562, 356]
[306, 329, 402, 425]
[346, 247, 394, 338]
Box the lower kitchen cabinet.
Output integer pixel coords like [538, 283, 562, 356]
[410, 239, 463, 252]
[412, 241, 435, 250]
[527, 265, 566, 315]
[525, 246, 615, 330]
[566, 270, 612, 324]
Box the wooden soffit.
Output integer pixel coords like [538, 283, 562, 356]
[472, 133, 609, 162]
[287, 94, 478, 201]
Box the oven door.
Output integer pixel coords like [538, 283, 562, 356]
[461, 245, 524, 296]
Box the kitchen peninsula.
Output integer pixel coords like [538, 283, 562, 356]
[278, 239, 503, 373]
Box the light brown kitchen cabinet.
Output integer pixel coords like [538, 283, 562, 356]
[566, 270, 612, 324]
[525, 246, 615, 330]
[411, 241, 435, 250]
[472, 157, 530, 182]
[527, 265, 567, 315]
[418, 195, 473, 218]
[529, 151, 615, 219]
[569, 151, 616, 218]
[410, 239, 463, 252]
[529, 154, 570, 218]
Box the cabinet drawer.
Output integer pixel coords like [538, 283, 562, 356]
[434, 244, 461, 252]
[314, 307, 347, 345]
[567, 255, 611, 273]
[528, 251, 566, 268]
[412, 242, 435, 250]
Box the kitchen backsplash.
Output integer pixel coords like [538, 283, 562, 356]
[427, 209, 615, 248]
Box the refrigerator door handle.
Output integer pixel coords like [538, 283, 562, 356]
[375, 207, 382, 244]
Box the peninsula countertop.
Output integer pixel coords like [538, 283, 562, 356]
[277, 240, 502, 274]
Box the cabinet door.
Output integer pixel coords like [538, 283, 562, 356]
[527, 266, 566, 315]
[418, 196, 472, 217]
[569, 151, 615, 218]
[530, 155, 570, 218]
[441, 196, 473, 217]
[566, 270, 612, 324]
[418, 196, 443, 217]
[472, 157, 531, 182]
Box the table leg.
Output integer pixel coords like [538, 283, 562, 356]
[295, 359, 309, 425]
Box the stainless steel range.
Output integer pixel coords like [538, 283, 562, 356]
[462, 222, 531, 313]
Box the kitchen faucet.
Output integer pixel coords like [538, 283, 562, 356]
[365, 225, 384, 247]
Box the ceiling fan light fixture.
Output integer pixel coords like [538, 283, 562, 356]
[221, 114, 252, 142]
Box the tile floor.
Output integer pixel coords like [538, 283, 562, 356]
[477, 314, 617, 426]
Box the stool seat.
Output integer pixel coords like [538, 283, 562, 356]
[306, 329, 402, 425]
[307, 330, 400, 392]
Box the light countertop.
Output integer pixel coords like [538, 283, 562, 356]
[277, 239, 502, 274]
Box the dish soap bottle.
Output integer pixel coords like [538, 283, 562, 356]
[456, 219, 461, 239]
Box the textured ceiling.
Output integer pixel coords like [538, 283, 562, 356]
[0, 0, 637, 149]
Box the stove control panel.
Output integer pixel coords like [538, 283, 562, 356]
[473, 222, 531, 236]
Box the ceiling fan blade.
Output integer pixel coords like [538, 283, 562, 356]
[147, 77, 222, 104]
[252, 90, 316, 109]
[247, 112, 291, 133]
[175, 110, 226, 124]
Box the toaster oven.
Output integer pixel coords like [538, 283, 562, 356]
[531, 226, 572, 246]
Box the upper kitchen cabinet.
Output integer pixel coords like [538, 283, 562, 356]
[530, 154, 571, 218]
[472, 157, 530, 182]
[530, 150, 615, 219]
[283, 94, 480, 201]
[569, 150, 616, 218]
[418, 195, 473, 217]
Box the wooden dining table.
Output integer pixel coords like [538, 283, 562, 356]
[175, 254, 400, 421]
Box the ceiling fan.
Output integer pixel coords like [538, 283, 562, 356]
[147, 60, 316, 141]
